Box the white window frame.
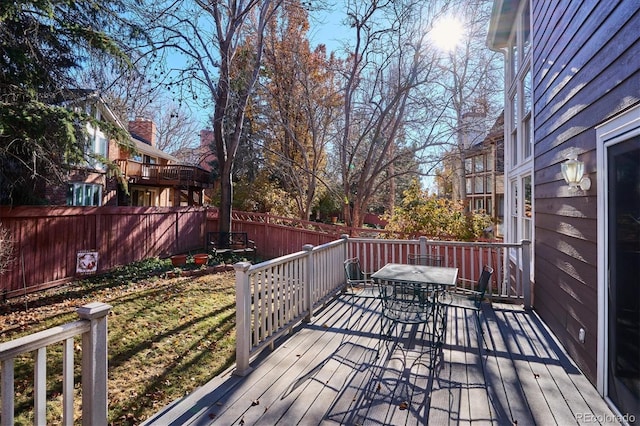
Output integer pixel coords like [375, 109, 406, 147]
[86, 123, 108, 171]
[595, 104, 640, 397]
[504, 1, 534, 251]
[67, 183, 103, 206]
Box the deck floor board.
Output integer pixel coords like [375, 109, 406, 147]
[143, 295, 620, 426]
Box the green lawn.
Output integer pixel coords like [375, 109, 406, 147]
[0, 258, 237, 425]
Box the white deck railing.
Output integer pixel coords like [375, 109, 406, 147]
[234, 236, 531, 375]
[234, 239, 346, 375]
[0, 302, 111, 426]
[348, 236, 531, 303]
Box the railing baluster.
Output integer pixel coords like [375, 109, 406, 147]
[63, 338, 74, 426]
[1, 303, 111, 426]
[34, 347, 46, 425]
[1, 358, 15, 426]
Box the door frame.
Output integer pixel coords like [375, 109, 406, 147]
[596, 104, 640, 403]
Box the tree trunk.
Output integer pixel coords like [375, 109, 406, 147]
[218, 165, 233, 235]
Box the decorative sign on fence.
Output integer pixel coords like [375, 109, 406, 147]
[76, 251, 98, 274]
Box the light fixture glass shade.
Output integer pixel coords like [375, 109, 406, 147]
[561, 157, 584, 188]
[561, 154, 590, 191]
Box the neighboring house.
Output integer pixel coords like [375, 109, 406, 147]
[436, 111, 505, 238]
[464, 112, 505, 237]
[172, 128, 219, 204]
[488, 0, 640, 420]
[54, 92, 212, 207]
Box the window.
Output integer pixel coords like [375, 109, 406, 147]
[510, 93, 518, 166]
[67, 183, 102, 206]
[523, 70, 532, 159]
[523, 175, 532, 240]
[475, 176, 484, 194]
[474, 155, 484, 172]
[510, 180, 518, 239]
[86, 124, 108, 171]
[466, 177, 473, 194]
[465, 158, 473, 173]
[505, 0, 534, 250]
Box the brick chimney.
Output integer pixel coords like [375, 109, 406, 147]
[200, 129, 214, 148]
[128, 118, 157, 147]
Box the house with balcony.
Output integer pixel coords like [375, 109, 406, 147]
[464, 111, 505, 237]
[488, 0, 640, 420]
[54, 91, 213, 207]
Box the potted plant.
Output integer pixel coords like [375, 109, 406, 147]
[170, 254, 187, 267]
[193, 253, 209, 265]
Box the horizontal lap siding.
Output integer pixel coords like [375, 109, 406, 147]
[532, 0, 640, 383]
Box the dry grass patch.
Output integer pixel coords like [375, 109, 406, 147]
[0, 258, 237, 425]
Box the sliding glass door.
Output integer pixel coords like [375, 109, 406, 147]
[607, 135, 640, 421]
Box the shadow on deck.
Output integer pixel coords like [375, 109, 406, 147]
[143, 295, 618, 425]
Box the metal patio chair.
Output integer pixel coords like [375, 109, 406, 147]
[343, 258, 377, 298]
[440, 265, 494, 337]
[407, 254, 444, 266]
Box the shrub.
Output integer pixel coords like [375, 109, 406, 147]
[383, 180, 493, 241]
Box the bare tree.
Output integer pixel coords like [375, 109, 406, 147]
[327, 0, 502, 227]
[134, 0, 284, 235]
[429, 0, 503, 202]
[336, 0, 454, 227]
[79, 57, 201, 157]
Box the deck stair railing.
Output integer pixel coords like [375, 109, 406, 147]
[234, 236, 531, 376]
[0, 303, 111, 426]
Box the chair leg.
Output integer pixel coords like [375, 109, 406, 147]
[476, 308, 490, 350]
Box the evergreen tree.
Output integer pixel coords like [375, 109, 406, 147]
[0, 1, 140, 204]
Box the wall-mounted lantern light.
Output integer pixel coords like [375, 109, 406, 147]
[561, 153, 591, 191]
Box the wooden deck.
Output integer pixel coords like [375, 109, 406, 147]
[142, 294, 619, 425]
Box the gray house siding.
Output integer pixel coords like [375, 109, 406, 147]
[532, 0, 640, 382]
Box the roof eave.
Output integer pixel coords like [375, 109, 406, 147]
[487, 0, 521, 51]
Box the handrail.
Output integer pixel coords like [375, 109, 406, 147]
[233, 238, 346, 376]
[114, 160, 211, 185]
[233, 237, 532, 375]
[347, 236, 531, 304]
[0, 302, 112, 426]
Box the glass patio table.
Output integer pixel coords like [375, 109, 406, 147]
[371, 263, 459, 345]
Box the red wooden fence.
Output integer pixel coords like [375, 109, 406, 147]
[0, 206, 206, 298]
[206, 210, 388, 259]
[1, 207, 382, 299]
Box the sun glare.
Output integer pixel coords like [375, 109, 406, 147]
[430, 16, 464, 52]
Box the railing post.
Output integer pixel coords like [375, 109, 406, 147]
[303, 244, 314, 323]
[341, 234, 349, 261]
[521, 240, 532, 309]
[77, 302, 112, 426]
[234, 261, 253, 377]
[419, 236, 427, 256]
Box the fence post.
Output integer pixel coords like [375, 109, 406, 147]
[77, 302, 112, 426]
[521, 240, 532, 309]
[234, 261, 253, 376]
[303, 244, 314, 322]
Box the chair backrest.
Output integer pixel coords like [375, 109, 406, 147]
[344, 258, 364, 282]
[476, 265, 494, 299]
[407, 254, 444, 267]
